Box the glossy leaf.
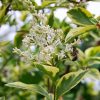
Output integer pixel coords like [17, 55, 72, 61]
[85, 46, 100, 57]
[56, 70, 88, 99]
[67, 7, 94, 26]
[65, 25, 96, 43]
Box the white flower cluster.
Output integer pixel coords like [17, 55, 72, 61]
[32, 12, 47, 25]
[14, 12, 73, 64]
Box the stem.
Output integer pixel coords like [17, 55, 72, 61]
[47, 78, 50, 93]
[54, 85, 56, 100]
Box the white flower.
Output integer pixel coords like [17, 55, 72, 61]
[30, 45, 35, 52]
[13, 10, 74, 64]
[32, 12, 47, 24]
[65, 44, 73, 52]
[58, 50, 65, 59]
[13, 47, 22, 55]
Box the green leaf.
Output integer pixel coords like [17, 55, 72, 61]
[14, 32, 25, 48]
[90, 57, 100, 61]
[30, 0, 38, 7]
[67, 7, 94, 26]
[77, 48, 85, 59]
[65, 25, 96, 43]
[48, 11, 54, 27]
[42, 0, 56, 6]
[86, 68, 100, 80]
[85, 46, 100, 57]
[87, 57, 100, 66]
[34, 64, 59, 80]
[37, 0, 56, 9]
[0, 4, 9, 23]
[0, 41, 10, 56]
[20, 11, 29, 21]
[11, 0, 26, 11]
[53, 17, 61, 28]
[12, 0, 36, 11]
[6, 82, 50, 100]
[85, 46, 100, 66]
[56, 70, 88, 99]
[0, 41, 10, 47]
[14, 24, 30, 48]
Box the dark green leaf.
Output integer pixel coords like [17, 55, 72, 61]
[56, 70, 88, 99]
[48, 12, 54, 27]
[67, 7, 94, 26]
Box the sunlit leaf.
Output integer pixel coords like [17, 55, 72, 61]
[20, 11, 29, 21]
[85, 46, 100, 57]
[65, 25, 96, 43]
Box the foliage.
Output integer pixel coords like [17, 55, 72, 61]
[0, 0, 100, 100]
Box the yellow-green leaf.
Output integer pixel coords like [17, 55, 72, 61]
[56, 70, 88, 99]
[0, 5, 9, 23]
[85, 46, 100, 65]
[0, 41, 10, 47]
[6, 82, 50, 100]
[37, 0, 56, 9]
[86, 68, 100, 80]
[35, 64, 59, 80]
[85, 46, 100, 57]
[65, 25, 96, 43]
